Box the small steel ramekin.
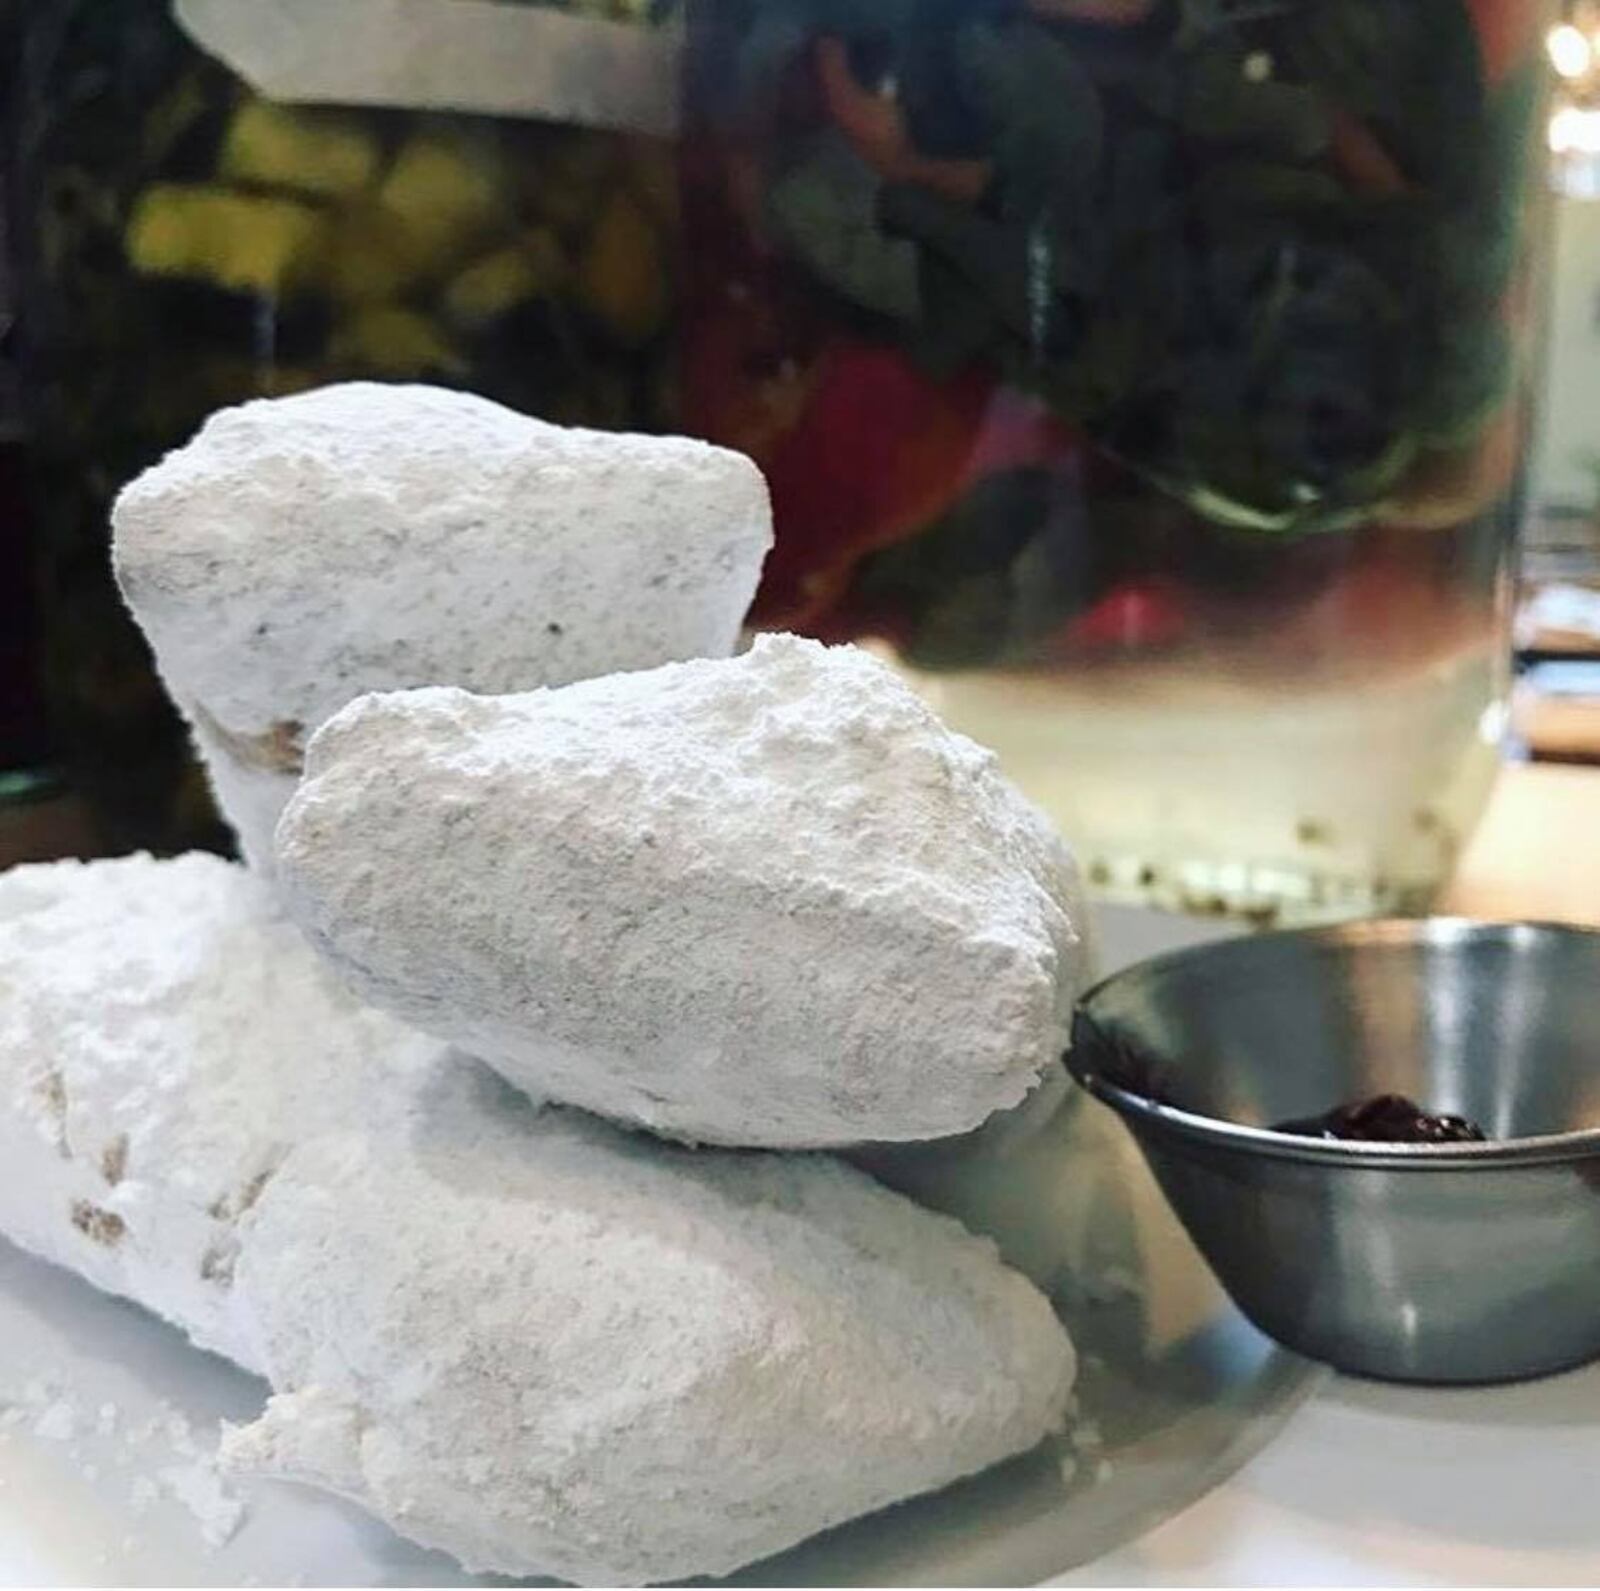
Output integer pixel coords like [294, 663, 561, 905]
[1068, 919, 1600, 1383]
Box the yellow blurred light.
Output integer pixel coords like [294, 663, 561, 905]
[1548, 23, 1594, 79]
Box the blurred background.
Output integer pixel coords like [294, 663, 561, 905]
[1, 0, 1597, 923]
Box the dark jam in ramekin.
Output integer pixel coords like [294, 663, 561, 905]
[1274, 1093, 1488, 1144]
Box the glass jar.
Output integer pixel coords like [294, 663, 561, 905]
[8, 0, 680, 853]
[683, 0, 1549, 923]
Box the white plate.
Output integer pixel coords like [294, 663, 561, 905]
[0, 907, 1322, 1586]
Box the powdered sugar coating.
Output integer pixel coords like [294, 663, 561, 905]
[0, 852, 443, 1369]
[277, 633, 1088, 1147]
[111, 382, 772, 872]
[230, 1071, 1075, 1583]
[0, 853, 1075, 1584]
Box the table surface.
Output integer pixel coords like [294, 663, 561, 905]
[1063, 759, 1600, 1587]
[1441, 761, 1600, 926]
